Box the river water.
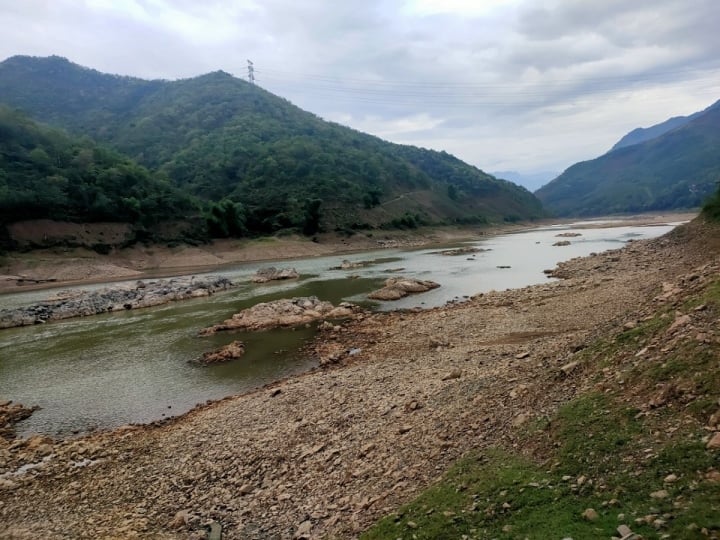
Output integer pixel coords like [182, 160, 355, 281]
[0, 219, 682, 437]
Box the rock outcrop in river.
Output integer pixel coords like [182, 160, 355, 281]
[193, 341, 246, 366]
[200, 297, 359, 334]
[0, 276, 234, 329]
[368, 277, 440, 301]
[251, 267, 299, 283]
[0, 401, 39, 440]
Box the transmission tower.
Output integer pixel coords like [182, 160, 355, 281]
[247, 60, 255, 84]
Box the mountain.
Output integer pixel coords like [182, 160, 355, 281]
[536, 99, 720, 217]
[0, 55, 544, 237]
[0, 106, 198, 233]
[610, 111, 704, 152]
[490, 170, 558, 192]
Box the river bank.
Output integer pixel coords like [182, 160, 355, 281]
[0, 213, 694, 295]
[0, 214, 715, 539]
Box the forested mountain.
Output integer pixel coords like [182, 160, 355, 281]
[609, 109, 706, 152]
[536, 100, 720, 217]
[0, 55, 543, 238]
[0, 106, 197, 228]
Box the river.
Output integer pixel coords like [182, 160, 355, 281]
[0, 219, 683, 437]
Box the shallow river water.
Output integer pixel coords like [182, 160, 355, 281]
[0, 219, 682, 437]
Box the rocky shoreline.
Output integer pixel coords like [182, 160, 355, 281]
[0, 275, 234, 329]
[0, 218, 716, 539]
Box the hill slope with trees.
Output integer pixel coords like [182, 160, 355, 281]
[0, 107, 199, 244]
[536, 100, 720, 216]
[0, 55, 543, 237]
[609, 108, 706, 152]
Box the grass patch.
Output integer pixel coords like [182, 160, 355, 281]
[363, 402, 719, 539]
[363, 278, 720, 539]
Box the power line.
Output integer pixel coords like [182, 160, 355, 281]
[249, 65, 719, 110]
[255, 63, 720, 89]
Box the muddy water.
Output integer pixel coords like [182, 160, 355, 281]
[0, 220, 681, 436]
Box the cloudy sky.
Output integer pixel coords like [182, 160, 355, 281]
[2, 0, 719, 181]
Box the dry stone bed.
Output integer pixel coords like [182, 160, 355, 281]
[0, 220, 717, 539]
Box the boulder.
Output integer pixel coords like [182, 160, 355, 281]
[331, 259, 368, 270]
[200, 297, 359, 334]
[193, 341, 246, 365]
[0, 401, 40, 440]
[553, 240, 572, 247]
[251, 267, 299, 283]
[368, 277, 440, 301]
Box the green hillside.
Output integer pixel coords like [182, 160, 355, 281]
[609, 109, 704, 152]
[536, 100, 720, 216]
[0, 55, 543, 235]
[0, 106, 197, 230]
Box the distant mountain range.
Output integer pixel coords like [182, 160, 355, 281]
[0, 55, 543, 246]
[490, 170, 558, 192]
[609, 110, 705, 152]
[536, 99, 720, 216]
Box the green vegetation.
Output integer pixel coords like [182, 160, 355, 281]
[702, 183, 720, 221]
[0, 106, 197, 228]
[0, 55, 544, 242]
[536, 100, 720, 216]
[364, 278, 720, 539]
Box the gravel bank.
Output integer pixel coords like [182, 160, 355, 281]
[0, 218, 716, 539]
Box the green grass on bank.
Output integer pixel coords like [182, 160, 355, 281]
[362, 279, 720, 539]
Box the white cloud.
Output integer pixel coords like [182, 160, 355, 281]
[0, 0, 718, 174]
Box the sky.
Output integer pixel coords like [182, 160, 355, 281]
[1, 0, 719, 180]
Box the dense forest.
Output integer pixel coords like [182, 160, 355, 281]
[0, 107, 197, 228]
[0, 55, 544, 246]
[536, 99, 720, 216]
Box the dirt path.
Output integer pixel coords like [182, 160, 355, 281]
[0, 217, 714, 540]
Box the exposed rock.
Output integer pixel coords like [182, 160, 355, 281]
[650, 489, 669, 499]
[441, 368, 462, 381]
[559, 361, 580, 376]
[706, 432, 720, 450]
[294, 520, 312, 539]
[330, 259, 371, 270]
[555, 232, 582, 237]
[0, 276, 234, 329]
[617, 524, 634, 538]
[200, 297, 359, 334]
[169, 509, 192, 529]
[667, 313, 692, 333]
[193, 341, 246, 365]
[553, 240, 572, 247]
[251, 267, 299, 283]
[0, 401, 40, 440]
[512, 412, 532, 427]
[368, 277, 440, 301]
[582, 508, 599, 521]
[434, 246, 487, 256]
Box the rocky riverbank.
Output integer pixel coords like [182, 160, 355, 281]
[0, 217, 716, 539]
[0, 275, 234, 329]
